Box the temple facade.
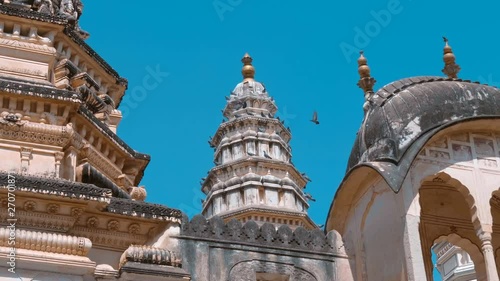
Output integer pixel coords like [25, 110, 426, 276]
[1, 1, 500, 281]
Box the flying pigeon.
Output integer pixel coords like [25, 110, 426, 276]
[310, 111, 320, 125]
[263, 151, 272, 159]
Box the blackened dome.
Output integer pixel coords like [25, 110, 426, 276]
[347, 76, 500, 192]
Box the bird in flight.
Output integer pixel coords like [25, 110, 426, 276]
[310, 111, 319, 125]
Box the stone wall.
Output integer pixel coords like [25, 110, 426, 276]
[177, 215, 350, 281]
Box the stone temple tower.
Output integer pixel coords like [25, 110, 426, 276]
[201, 54, 316, 229]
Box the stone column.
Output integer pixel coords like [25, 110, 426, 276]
[478, 231, 499, 281]
[65, 146, 78, 181]
[403, 214, 428, 281]
[19, 147, 33, 174]
[54, 152, 64, 178]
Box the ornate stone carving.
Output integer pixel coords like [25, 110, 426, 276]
[229, 260, 317, 281]
[86, 216, 99, 229]
[71, 207, 83, 217]
[23, 200, 36, 212]
[128, 223, 140, 235]
[46, 203, 60, 214]
[120, 245, 182, 268]
[0, 227, 91, 256]
[106, 197, 182, 222]
[130, 185, 147, 201]
[107, 220, 120, 232]
[181, 215, 337, 253]
[0, 172, 112, 200]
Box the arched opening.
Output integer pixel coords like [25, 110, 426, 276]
[432, 236, 480, 280]
[418, 174, 486, 280]
[489, 191, 500, 271]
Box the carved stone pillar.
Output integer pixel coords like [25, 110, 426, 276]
[54, 152, 64, 178]
[19, 147, 33, 174]
[479, 231, 499, 281]
[65, 146, 78, 181]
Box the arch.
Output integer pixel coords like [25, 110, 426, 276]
[419, 171, 481, 232]
[418, 172, 484, 280]
[433, 233, 486, 280]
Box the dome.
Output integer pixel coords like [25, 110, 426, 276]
[262, 170, 282, 185]
[281, 172, 297, 188]
[243, 128, 257, 139]
[242, 167, 261, 182]
[229, 131, 242, 142]
[220, 136, 229, 146]
[347, 76, 500, 192]
[226, 172, 243, 187]
[212, 178, 226, 191]
[231, 80, 268, 98]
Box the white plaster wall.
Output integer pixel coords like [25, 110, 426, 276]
[0, 147, 19, 172]
[245, 187, 258, 205]
[265, 189, 278, 206]
[29, 151, 56, 176]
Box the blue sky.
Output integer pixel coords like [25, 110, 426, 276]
[80, 1, 499, 279]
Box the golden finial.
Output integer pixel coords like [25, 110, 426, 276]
[442, 36, 460, 79]
[357, 51, 376, 93]
[241, 53, 255, 81]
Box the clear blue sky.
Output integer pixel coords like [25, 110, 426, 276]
[81, 1, 499, 279]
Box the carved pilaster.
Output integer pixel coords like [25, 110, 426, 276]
[54, 151, 64, 178]
[478, 231, 499, 281]
[19, 147, 33, 174]
[65, 146, 78, 181]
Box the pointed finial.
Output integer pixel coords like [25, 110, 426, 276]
[241, 53, 255, 81]
[357, 51, 376, 94]
[442, 37, 460, 79]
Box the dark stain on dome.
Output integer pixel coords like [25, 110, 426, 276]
[347, 76, 500, 192]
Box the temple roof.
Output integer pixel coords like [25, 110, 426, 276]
[346, 76, 500, 192]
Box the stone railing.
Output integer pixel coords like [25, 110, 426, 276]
[181, 215, 343, 254]
[120, 245, 182, 268]
[0, 228, 91, 256]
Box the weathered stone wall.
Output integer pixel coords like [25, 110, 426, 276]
[177, 215, 349, 281]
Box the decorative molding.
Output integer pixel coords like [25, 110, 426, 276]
[120, 245, 182, 269]
[229, 260, 317, 281]
[181, 215, 339, 254]
[0, 172, 112, 201]
[106, 197, 182, 222]
[0, 227, 91, 256]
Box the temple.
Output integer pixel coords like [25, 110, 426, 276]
[1, 1, 500, 281]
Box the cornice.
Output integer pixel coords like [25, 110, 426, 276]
[0, 227, 92, 256]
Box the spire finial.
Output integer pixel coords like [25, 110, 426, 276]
[442, 36, 460, 79]
[357, 50, 376, 94]
[241, 53, 255, 81]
